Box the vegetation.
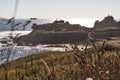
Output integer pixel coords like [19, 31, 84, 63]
[0, 38, 120, 80]
[1, 10, 120, 80]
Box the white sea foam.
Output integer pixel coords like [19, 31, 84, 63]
[0, 20, 92, 64]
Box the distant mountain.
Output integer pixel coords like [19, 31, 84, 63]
[0, 18, 54, 31]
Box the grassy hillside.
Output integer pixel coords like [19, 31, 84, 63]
[0, 41, 120, 80]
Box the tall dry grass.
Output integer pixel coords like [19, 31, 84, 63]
[0, 32, 120, 80]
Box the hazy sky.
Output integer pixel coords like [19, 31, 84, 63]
[0, 0, 120, 19]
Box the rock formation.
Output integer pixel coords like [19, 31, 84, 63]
[14, 16, 120, 45]
[94, 15, 120, 30]
[31, 20, 88, 32]
[93, 15, 120, 38]
[14, 20, 90, 45]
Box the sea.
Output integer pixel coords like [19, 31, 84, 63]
[0, 18, 100, 64]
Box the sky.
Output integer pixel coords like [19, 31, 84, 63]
[0, 0, 120, 19]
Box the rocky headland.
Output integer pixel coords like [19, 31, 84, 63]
[14, 15, 120, 45]
[94, 15, 120, 38]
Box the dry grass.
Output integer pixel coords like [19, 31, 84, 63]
[0, 33, 120, 80]
[0, 42, 120, 80]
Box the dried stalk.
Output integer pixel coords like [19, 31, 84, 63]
[40, 59, 51, 76]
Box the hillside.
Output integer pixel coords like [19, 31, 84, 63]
[0, 41, 120, 80]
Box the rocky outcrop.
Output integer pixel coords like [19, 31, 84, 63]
[14, 16, 120, 45]
[15, 32, 88, 45]
[94, 15, 120, 30]
[93, 15, 120, 39]
[31, 20, 89, 32]
[14, 20, 90, 45]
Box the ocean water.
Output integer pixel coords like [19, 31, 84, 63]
[64, 18, 100, 27]
[0, 18, 100, 31]
[0, 31, 69, 64]
[0, 31, 89, 64]
[0, 18, 97, 64]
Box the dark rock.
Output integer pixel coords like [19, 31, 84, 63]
[14, 16, 120, 45]
[94, 15, 120, 30]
